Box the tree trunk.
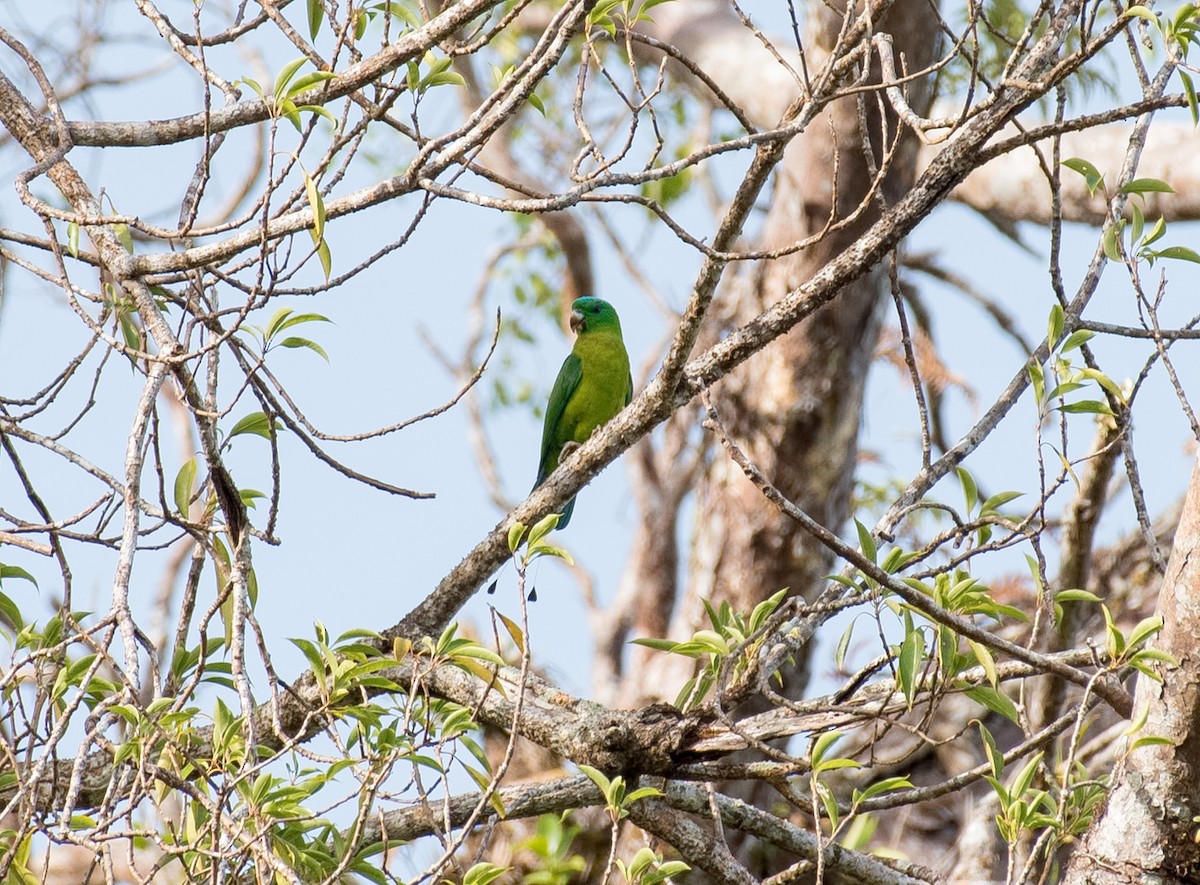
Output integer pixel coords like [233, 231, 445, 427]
[1064, 455, 1200, 884]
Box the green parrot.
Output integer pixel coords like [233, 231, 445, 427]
[533, 296, 633, 529]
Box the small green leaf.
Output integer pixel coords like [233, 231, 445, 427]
[978, 721, 1003, 779]
[1058, 399, 1114, 415]
[1155, 245, 1200, 263]
[278, 336, 330, 361]
[1123, 4, 1159, 25]
[1027, 360, 1045, 405]
[957, 466, 978, 515]
[273, 57, 310, 104]
[897, 626, 923, 704]
[174, 457, 197, 517]
[855, 519, 876, 564]
[316, 238, 332, 281]
[1060, 329, 1094, 353]
[1120, 178, 1175, 195]
[507, 521, 527, 553]
[287, 71, 336, 99]
[1127, 614, 1164, 649]
[852, 776, 913, 805]
[304, 170, 326, 244]
[1062, 157, 1104, 195]
[1131, 201, 1145, 246]
[0, 589, 24, 631]
[1047, 304, 1065, 351]
[1129, 735, 1175, 752]
[1054, 588, 1103, 604]
[1142, 216, 1168, 248]
[834, 619, 855, 671]
[1103, 222, 1124, 262]
[968, 639, 998, 687]
[1181, 70, 1199, 126]
[0, 564, 38, 588]
[228, 411, 278, 440]
[577, 764, 612, 796]
[811, 730, 842, 770]
[964, 685, 1019, 723]
[527, 513, 560, 548]
[113, 222, 133, 254]
[308, 0, 323, 39]
[462, 862, 509, 885]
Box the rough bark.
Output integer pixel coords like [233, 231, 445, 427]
[1064, 455, 1200, 884]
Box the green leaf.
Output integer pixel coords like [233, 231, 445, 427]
[854, 519, 876, 563]
[1060, 329, 1094, 353]
[174, 457, 197, 517]
[852, 776, 913, 805]
[1129, 735, 1175, 752]
[304, 170, 326, 244]
[422, 70, 465, 90]
[1058, 399, 1114, 415]
[527, 513, 560, 549]
[978, 721, 1003, 779]
[631, 637, 680, 652]
[1027, 360, 1045, 405]
[1120, 178, 1175, 195]
[834, 620, 855, 671]
[0, 589, 24, 632]
[981, 490, 1023, 512]
[1127, 614, 1164, 649]
[968, 639, 998, 687]
[113, 222, 133, 254]
[1047, 303, 1064, 352]
[1103, 221, 1124, 262]
[957, 466, 978, 514]
[811, 730, 843, 770]
[577, 764, 612, 798]
[0, 564, 38, 588]
[1054, 588, 1103, 604]
[1142, 216, 1168, 248]
[897, 625, 923, 704]
[228, 411, 278, 441]
[964, 685, 1019, 723]
[1009, 752, 1043, 800]
[1181, 70, 1199, 126]
[624, 786, 664, 804]
[1124, 4, 1159, 24]
[817, 781, 840, 829]
[1155, 245, 1200, 263]
[527, 541, 574, 565]
[307, 0, 323, 39]
[316, 239, 332, 281]
[278, 336, 330, 361]
[273, 57, 310, 104]
[462, 862, 509, 885]
[1062, 157, 1104, 196]
[496, 609, 525, 655]
[507, 521, 528, 553]
[287, 71, 336, 99]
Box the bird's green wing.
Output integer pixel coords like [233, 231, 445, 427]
[534, 351, 583, 487]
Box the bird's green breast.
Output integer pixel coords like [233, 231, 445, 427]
[557, 330, 630, 445]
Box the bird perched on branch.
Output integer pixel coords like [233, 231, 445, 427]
[532, 296, 632, 529]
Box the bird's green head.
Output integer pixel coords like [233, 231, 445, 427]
[570, 296, 622, 335]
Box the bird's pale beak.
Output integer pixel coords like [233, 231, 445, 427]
[569, 309, 584, 333]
